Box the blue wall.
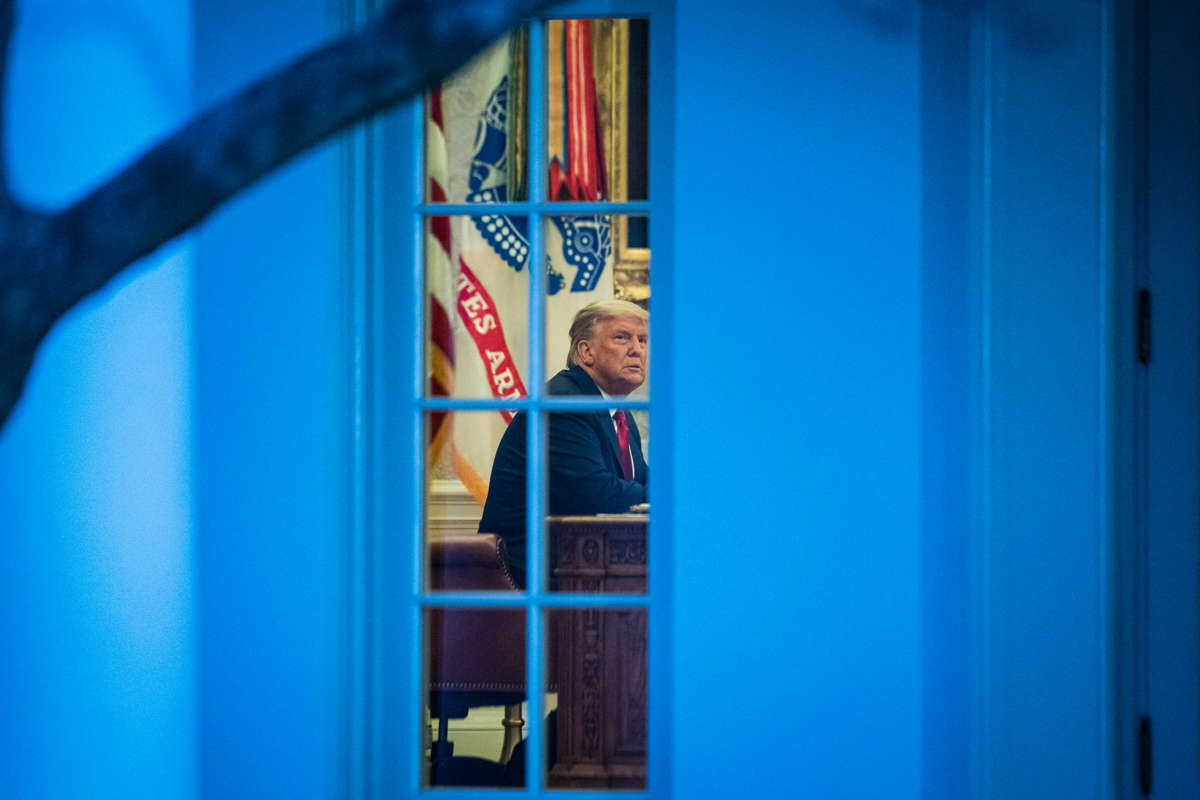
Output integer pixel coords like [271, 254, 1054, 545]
[976, 4, 1110, 795]
[671, 1, 923, 796]
[0, 0, 195, 797]
[191, 1, 345, 796]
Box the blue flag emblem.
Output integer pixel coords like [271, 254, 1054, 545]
[467, 77, 610, 295]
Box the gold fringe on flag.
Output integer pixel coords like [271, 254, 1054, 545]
[507, 26, 529, 203]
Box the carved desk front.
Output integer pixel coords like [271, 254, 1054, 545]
[548, 514, 648, 790]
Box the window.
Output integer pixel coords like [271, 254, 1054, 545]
[408, 8, 667, 795]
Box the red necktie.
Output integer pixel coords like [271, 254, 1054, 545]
[614, 410, 634, 480]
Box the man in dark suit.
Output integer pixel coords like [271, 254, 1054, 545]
[478, 300, 649, 587]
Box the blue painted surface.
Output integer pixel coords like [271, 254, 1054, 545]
[191, 1, 344, 797]
[919, 6, 971, 798]
[671, 2, 922, 796]
[978, 4, 1109, 796]
[2, 0, 1197, 798]
[1145, 2, 1200, 796]
[0, 0, 195, 797]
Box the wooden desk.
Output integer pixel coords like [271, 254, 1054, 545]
[548, 514, 647, 789]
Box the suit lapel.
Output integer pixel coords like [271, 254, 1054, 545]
[564, 364, 639, 480]
[598, 408, 625, 472]
[626, 412, 646, 482]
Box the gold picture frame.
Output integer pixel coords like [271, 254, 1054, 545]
[594, 20, 650, 302]
[609, 22, 650, 257]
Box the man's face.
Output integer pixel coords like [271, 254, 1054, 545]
[578, 314, 649, 396]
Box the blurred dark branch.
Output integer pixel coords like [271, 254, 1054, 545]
[0, 0, 13, 199]
[0, 0, 555, 430]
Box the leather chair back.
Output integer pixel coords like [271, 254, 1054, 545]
[426, 534, 525, 693]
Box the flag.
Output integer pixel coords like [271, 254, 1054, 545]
[428, 24, 616, 506]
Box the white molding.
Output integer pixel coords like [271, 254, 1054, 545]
[428, 479, 483, 537]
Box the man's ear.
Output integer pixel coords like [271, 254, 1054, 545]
[577, 339, 595, 366]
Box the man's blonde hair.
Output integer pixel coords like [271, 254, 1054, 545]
[567, 299, 649, 367]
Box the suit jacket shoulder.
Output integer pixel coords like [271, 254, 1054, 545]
[547, 364, 601, 397]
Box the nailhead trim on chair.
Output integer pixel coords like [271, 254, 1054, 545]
[488, 534, 520, 590]
[433, 681, 526, 691]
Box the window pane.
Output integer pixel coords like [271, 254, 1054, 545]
[424, 215, 530, 400]
[425, 410, 525, 591]
[550, 512, 648, 594]
[544, 214, 649, 397]
[425, 29, 528, 203]
[460, 408, 650, 595]
[424, 606, 527, 788]
[546, 19, 649, 202]
[546, 607, 648, 789]
[544, 412, 649, 594]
